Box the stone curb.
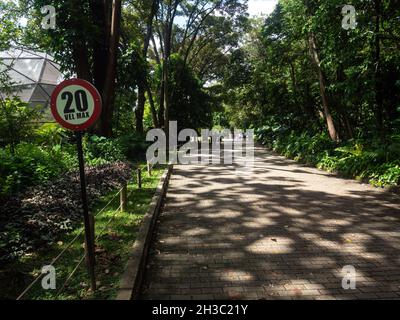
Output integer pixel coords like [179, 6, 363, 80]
[115, 165, 173, 300]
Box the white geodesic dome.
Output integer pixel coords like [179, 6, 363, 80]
[0, 47, 64, 108]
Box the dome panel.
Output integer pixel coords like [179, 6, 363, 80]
[16, 51, 40, 59]
[0, 58, 13, 67]
[40, 61, 62, 85]
[40, 84, 57, 96]
[0, 47, 64, 107]
[0, 52, 13, 59]
[11, 84, 35, 101]
[13, 59, 44, 82]
[30, 85, 49, 101]
[7, 69, 35, 85]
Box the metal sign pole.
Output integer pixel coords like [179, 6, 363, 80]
[76, 131, 96, 291]
[51, 79, 101, 292]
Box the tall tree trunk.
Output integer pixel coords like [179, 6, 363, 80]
[71, 0, 91, 81]
[135, 0, 159, 132]
[158, 82, 165, 128]
[309, 33, 339, 142]
[289, 61, 303, 115]
[88, 0, 110, 135]
[135, 87, 145, 133]
[145, 81, 159, 128]
[336, 65, 354, 140]
[100, 0, 121, 137]
[163, 54, 170, 142]
[162, 1, 174, 150]
[73, 42, 91, 81]
[89, 0, 109, 93]
[374, 0, 384, 140]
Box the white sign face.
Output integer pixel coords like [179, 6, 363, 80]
[51, 79, 102, 131]
[56, 85, 95, 125]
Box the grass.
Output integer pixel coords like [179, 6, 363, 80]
[1, 164, 165, 300]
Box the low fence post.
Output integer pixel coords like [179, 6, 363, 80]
[147, 162, 152, 176]
[120, 182, 127, 212]
[137, 168, 142, 189]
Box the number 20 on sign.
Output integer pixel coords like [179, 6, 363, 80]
[51, 78, 102, 291]
[51, 78, 102, 131]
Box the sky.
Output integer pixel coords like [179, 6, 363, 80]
[248, 0, 278, 16]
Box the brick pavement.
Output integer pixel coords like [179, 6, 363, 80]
[140, 146, 400, 300]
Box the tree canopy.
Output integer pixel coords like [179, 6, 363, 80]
[1, 0, 399, 145]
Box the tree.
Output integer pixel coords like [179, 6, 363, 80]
[126, 0, 159, 133]
[222, 0, 400, 148]
[168, 54, 214, 131]
[20, 0, 122, 137]
[151, 0, 248, 134]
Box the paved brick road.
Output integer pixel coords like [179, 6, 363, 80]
[140, 146, 400, 300]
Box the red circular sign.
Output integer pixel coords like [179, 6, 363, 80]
[51, 78, 102, 131]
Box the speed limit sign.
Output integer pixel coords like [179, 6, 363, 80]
[50, 78, 102, 131]
[50, 78, 102, 291]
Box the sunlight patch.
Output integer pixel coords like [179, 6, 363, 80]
[246, 237, 294, 254]
[220, 270, 255, 282]
[182, 228, 210, 236]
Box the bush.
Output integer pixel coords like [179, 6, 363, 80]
[0, 143, 75, 197]
[34, 123, 69, 147]
[0, 130, 150, 198]
[116, 133, 150, 161]
[0, 162, 133, 262]
[0, 98, 40, 148]
[83, 135, 126, 165]
[82, 133, 151, 165]
[255, 127, 400, 187]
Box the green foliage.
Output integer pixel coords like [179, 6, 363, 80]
[0, 98, 40, 148]
[0, 1, 22, 51]
[256, 128, 400, 187]
[83, 135, 126, 166]
[82, 133, 150, 165]
[0, 129, 153, 198]
[116, 133, 150, 162]
[228, 1, 400, 187]
[168, 54, 214, 131]
[33, 123, 69, 147]
[224, 1, 400, 142]
[1, 166, 164, 299]
[0, 143, 76, 197]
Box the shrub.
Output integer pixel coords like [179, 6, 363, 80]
[0, 98, 40, 148]
[255, 126, 400, 187]
[0, 143, 74, 197]
[0, 131, 150, 198]
[83, 135, 126, 165]
[34, 123, 70, 147]
[116, 133, 150, 161]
